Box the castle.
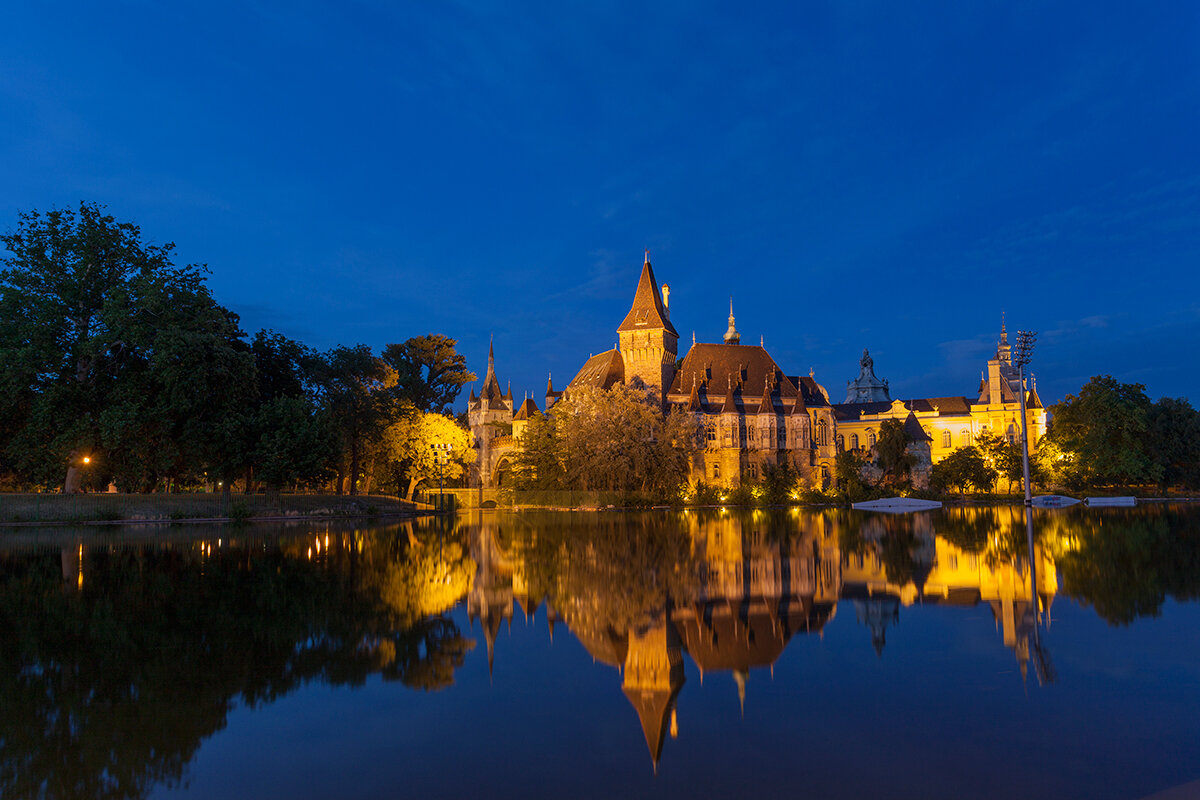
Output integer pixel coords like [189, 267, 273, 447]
[468, 254, 1045, 490]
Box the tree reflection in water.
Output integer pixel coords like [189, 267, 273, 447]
[0, 521, 474, 800]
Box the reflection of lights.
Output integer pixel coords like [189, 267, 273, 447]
[307, 547, 312, 560]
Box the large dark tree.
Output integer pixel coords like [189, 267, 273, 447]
[0, 203, 254, 491]
[1146, 397, 1200, 491]
[1048, 375, 1159, 488]
[313, 345, 395, 495]
[382, 334, 476, 414]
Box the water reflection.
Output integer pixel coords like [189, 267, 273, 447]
[1, 505, 1198, 796]
[467, 506, 1073, 765]
[0, 519, 474, 800]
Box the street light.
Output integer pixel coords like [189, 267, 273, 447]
[1012, 330, 1037, 506]
[430, 442, 453, 512]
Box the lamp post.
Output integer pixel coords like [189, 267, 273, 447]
[430, 442, 453, 512]
[1012, 330, 1037, 506]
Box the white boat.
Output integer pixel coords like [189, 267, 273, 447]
[1031, 495, 1081, 508]
[1084, 496, 1137, 507]
[852, 497, 943, 513]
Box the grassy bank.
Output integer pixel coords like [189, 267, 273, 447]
[0, 492, 419, 525]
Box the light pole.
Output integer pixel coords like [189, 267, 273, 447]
[1013, 330, 1037, 506]
[430, 442, 453, 512]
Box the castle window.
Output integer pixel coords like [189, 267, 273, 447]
[748, 425, 756, 444]
[962, 431, 972, 446]
[850, 433, 859, 450]
[706, 425, 716, 443]
[1007, 424, 1017, 445]
[836, 434, 845, 451]
[817, 419, 829, 446]
[942, 431, 951, 448]
[749, 463, 758, 479]
[777, 429, 786, 447]
[867, 430, 876, 448]
[713, 463, 720, 479]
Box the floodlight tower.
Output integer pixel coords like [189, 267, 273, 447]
[1013, 330, 1037, 506]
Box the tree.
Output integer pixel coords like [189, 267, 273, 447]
[380, 410, 474, 500]
[382, 335, 475, 414]
[1146, 397, 1200, 491]
[0, 203, 254, 491]
[975, 428, 1024, 493]
[1048, 376, 1160, 488]
[512, 412, 566, 490]
[546, 385, 698, 494]
[873, 418, 915, 485]
[929, 446, 996, 494]
[834, 449, 870, 502]
[313, 345, 395, 495]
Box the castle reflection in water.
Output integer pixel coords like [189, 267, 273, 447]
[463, 507, 1058, 767]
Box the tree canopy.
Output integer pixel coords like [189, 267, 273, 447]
[1047, 376, 1160, 488]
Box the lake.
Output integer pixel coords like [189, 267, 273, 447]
[2, 505, 1198, 799]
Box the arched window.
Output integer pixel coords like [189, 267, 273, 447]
[942, 430, 951, 449]
[713, 462, 720, 479]
[962, 431, 972, 446]
[706, 424, 717, 443]
[850, 433, 859, 450]
[836, 434, 845, 451]
[867, 429, 876, 448]
[747, 424, 756, 444]
[1006, 424, 1016, 445]
[819, 464, 831, 489]
[817, 419, 829, 446]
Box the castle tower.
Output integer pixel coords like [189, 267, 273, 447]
[467, 340, 515, 488]
[616, 252, 679, 399]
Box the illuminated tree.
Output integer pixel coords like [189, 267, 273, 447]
[929, 446, 996, 493]
[381, 410, 474, 500]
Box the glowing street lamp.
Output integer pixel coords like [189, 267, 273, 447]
[431, 443, 453, 512]
[1012, 330, 1037, 506]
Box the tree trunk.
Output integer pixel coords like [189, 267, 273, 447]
[348, 438, 360, 496]
[406, 476, 422, 502]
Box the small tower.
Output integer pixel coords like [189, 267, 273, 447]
[616, 251, 679, 399]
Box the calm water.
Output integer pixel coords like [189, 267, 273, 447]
[2, 505, 1199, 800]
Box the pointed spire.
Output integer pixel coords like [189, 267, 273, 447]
[692, 331, 696, 346]
[688, 379, 703, 411]
[724, 297, 741, 344]
[617, 253, 678, 336]
[546, 372, 554, 394]
[720, 379, 738, 414]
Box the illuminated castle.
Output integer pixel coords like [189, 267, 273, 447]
[469, 254, 1045, 490]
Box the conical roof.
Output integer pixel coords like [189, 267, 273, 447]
[616, 255, 678, 336]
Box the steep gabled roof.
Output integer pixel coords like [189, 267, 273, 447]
[1026, 383, 1044, 409]
[616, 257, 678, 337]
[796, 376, 830, 407]
[567, 348, 625, 391]
[903, 412, 932, 442]
[667, 343, 797, 402]
[513, 397, 540, 421]
[720, 381, 740, 414]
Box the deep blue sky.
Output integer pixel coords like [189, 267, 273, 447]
[3, 2, 1198, 408]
